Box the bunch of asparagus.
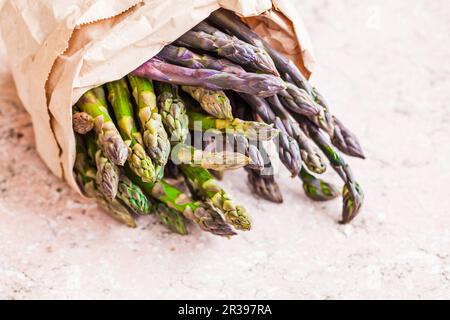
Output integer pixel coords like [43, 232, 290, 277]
[72, 9, 365, 237]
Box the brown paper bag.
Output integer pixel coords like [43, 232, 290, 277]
[0, 0, 315, 193]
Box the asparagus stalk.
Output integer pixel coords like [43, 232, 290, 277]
[77, 87, 129, 166]
[278, 83, 321, 117]
[157, 45, 246, 75]
[171, 143, 251, 171]
[132, 58, 286, 98]
[127, 75, 171, 166]
[237, 93, 302, 177]
[106, 79, 157, 183]
[180, 165, 251, 231]
[153, 202, 188, 235]
[177, 21, 279, 76]
[125, 166, 236, 237]
[74, 138, 137, 228]
[72, 111, 94, 135]
[266, 95, 327, 174]
[299, 167, 339, 202]
[181, 86, 233, 120]
[229, 93, 283, 202]
[331, 116, 366, 159]
[229, 134, 265, 170]
[297, 117, 364, 223]
[85, 132, 120, 201]
[246, 168, 283, 204]
[117, 174, 152, 215]
[116, 164, 187, 234]
[186, 107, 278, 141]
[155, 82, 189, 144]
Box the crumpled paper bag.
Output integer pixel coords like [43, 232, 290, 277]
[0, 0, 315, 193]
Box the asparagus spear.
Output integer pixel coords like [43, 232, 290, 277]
[246, 168, 283, 204]
[297, 117, 364, 223]
[157, 45, 245, 75]
[85, 132, 120, 201]
[177, 21, 279, 76]
[186, 107, 278, 141]
[229, 92, 283, 200]
[180, 165, 251, 231]
[266, 95, 327, 174]
[171, 143, 251, 171]
[117, 169, 188, 234]
[181, 86, 233, 120]
[132, 58, 286, 98]
[77, 87, 129, 166]
[127, 75, 171, 166]
[72, 111, 94, 135]
[278, 83, 321, 117]
[331, 116, 366, 159]
[153, 202, 188, 235]
[282, 74, 335, 143]
[299, 167, 339, 202]
[155, 82, 189, 144]
[106, 79, 157, 183]
[237, 93, 302, 177]
[125, 166, 236, 237]
[117, 174, 152, 215]
[229, 134, 265, 170]
[74, 138, 137, 228]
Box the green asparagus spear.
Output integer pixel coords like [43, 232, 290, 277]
[128, 75, 171, 166]
[171, 143, 251, 171]
[180, 165, 251, 231]
[187, 108, 278, 141]
[85, 132, 120, 201]
[153, 202, 188, 235]
[96, 195, 138, 228]
[124, 166, 236, 237]
[182, 86, 233, 120]
[106, 79, 157, 183]
[77, 87, 129, 166]
[117, 170, 187, 234]
[74, 137, 137, 228]
[155, 82, 189, 144]
[299, 167, 339, 202]
[117, 174, 152, 215]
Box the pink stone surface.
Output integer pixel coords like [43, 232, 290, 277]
[0, 0, 449, 299]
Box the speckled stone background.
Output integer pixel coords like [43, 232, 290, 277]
[0, 0, 449, 299]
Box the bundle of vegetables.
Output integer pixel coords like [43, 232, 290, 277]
[72, 9, 365, 237]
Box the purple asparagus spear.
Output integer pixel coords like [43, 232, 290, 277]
[132, 58, 285, 98]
